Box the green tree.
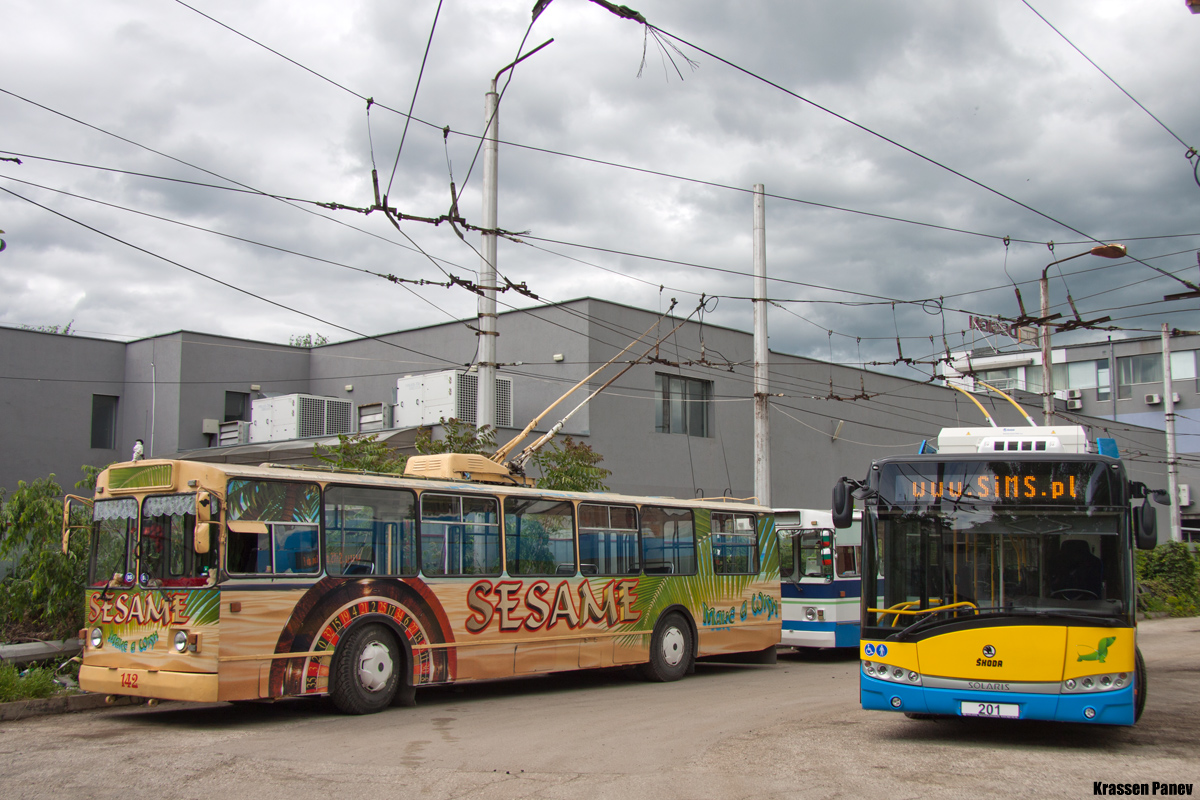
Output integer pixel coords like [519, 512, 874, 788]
[529, 436, 612, 493]
[0, 475, 86, 641]
[414, 418, 496, 455]
[312, 433, 408, 473]
[1136, 541, 1199, 617]
[289, 333, 329, 348]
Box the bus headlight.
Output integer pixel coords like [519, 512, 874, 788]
[173, 630, 189, 653]
[805, 607, 816, 621]
[90, 628, 103, 649]
[1063, 673, 1127, 693]
[863, 661, 875, 676]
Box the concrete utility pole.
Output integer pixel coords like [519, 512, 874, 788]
[1162, 323, 1182, 541]
[476, 40, 552, 432]
[476, 81, 500, 431]
[753, 184, 770, 507]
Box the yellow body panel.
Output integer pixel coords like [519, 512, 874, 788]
[864, 624, 1136, 683]
[860, 640, 919, 672]
[1063, 627, 1135, 679]
[80, 664, 219, 702]
[915, 626, 1067, 681]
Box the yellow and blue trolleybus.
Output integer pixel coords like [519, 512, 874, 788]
[832, 426, 1159, 726]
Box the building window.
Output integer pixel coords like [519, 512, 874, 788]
[224, 391, 250, 422]
[1118, 354, 1162, 399]
[655, 374, 711, 437]
[90, 395, 118, 450]
[1096, 358, 1111, 402]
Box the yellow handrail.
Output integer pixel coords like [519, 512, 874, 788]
[868, 601, 979, 627]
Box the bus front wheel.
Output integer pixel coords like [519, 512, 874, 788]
[640, 612, 692, 682]
[330, 623, 400, 714]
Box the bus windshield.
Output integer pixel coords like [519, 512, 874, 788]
[868, 505, 1130, 634]
[138, 493, 217, 586]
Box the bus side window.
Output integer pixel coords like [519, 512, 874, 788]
[778, 531, 795, 580]
[836, 545, 860, 577]
[640, 507, 696, 576]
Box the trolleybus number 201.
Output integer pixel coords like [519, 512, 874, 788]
[962, 701, 1019, 718]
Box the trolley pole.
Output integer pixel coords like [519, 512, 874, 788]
[476, 81, 500, 432]
[753, 184, 770, 507]
[1162, 323, 1182, 542]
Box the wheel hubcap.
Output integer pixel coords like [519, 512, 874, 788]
[661, 626, 685, 667]
[357, 641, 394, 692]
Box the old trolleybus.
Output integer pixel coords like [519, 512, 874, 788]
[62, 455, 781, 714]
[777, 509, 864, 649]
[831, 426, 1159, 725]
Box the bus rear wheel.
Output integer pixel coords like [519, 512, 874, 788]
[1135, 646, 1147, 723]
[330, 623, 400, 714]
[640, 612, 692, 682]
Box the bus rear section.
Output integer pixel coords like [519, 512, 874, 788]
[835, 437, 1156, 725]
[777, 509, 862, 648]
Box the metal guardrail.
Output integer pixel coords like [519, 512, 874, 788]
[0, 639, 81, 666]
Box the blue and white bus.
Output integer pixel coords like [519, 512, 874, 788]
[778, 509, 863, 649]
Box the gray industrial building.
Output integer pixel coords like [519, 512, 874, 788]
[1, 297, 1193, 541]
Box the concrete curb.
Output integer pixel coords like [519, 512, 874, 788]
[0, 693, 140, 723]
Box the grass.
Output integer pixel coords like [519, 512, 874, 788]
[0, 660, 74, 703]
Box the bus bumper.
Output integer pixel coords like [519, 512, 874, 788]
[860, 675, 1135, 726]
[79, 664, 219, 703]
[781, 621, 859, 648]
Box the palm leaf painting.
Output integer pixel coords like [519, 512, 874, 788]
[615, 511, 778, 646]
[228, 480, 320, 523]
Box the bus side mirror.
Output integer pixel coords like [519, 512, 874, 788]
[194, 522, 213, 555]
[194, 492, 218, 554]
[61, 495, 93, 555]
[832, 479, 854, 529]
[196, 491, 215, 523]
[1134, 500, 1157, 550]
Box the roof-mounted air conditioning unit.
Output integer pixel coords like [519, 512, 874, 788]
[249, 394, 354, 443]
[218, 420, 250, 447]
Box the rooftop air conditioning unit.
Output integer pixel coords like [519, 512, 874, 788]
[249, 394, 354, 443]
[1067, 389, 1083, 400]
[394, 370, 514, 429]
[357, 402, 392, 433]
[218, 420, 250, 447]
[1145, 393, 1162, 405]
[1066, 399, 1083, 411]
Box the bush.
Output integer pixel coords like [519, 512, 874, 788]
[1136, 542, 1200, 617]
[0, 660, 73, 702]
[0, 475, 87, 641]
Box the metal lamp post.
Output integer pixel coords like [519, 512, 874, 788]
[1039, 243, 1127, 424]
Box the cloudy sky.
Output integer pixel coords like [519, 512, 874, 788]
[2, 0, 1198, 382]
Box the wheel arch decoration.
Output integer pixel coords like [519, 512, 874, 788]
[269, 577, 455, 697]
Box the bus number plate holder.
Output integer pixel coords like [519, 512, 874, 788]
[960, 701, 1018, 719]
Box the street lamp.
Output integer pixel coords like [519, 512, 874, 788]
[1040, 243, 1128, 424]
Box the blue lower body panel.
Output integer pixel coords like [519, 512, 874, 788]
[861, 675, 1135, 726]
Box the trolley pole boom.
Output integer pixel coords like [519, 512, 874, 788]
[491, 301, 677, 464]
[508, 314, 691, 473]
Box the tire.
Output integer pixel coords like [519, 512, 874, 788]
[904, 712, 936, 720]
[330, 623, 401, 715]
[1134, 646, 1147, 723]
[640, 612, 693, 682]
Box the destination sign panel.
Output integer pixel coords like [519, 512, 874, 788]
[879, 460, 1113, 508]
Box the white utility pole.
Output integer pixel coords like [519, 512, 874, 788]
[753, 184, 770, 507]
[1162, 323, 1182, 541]
[475, 40, 553, 433]
[476, 81, 500, 431]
